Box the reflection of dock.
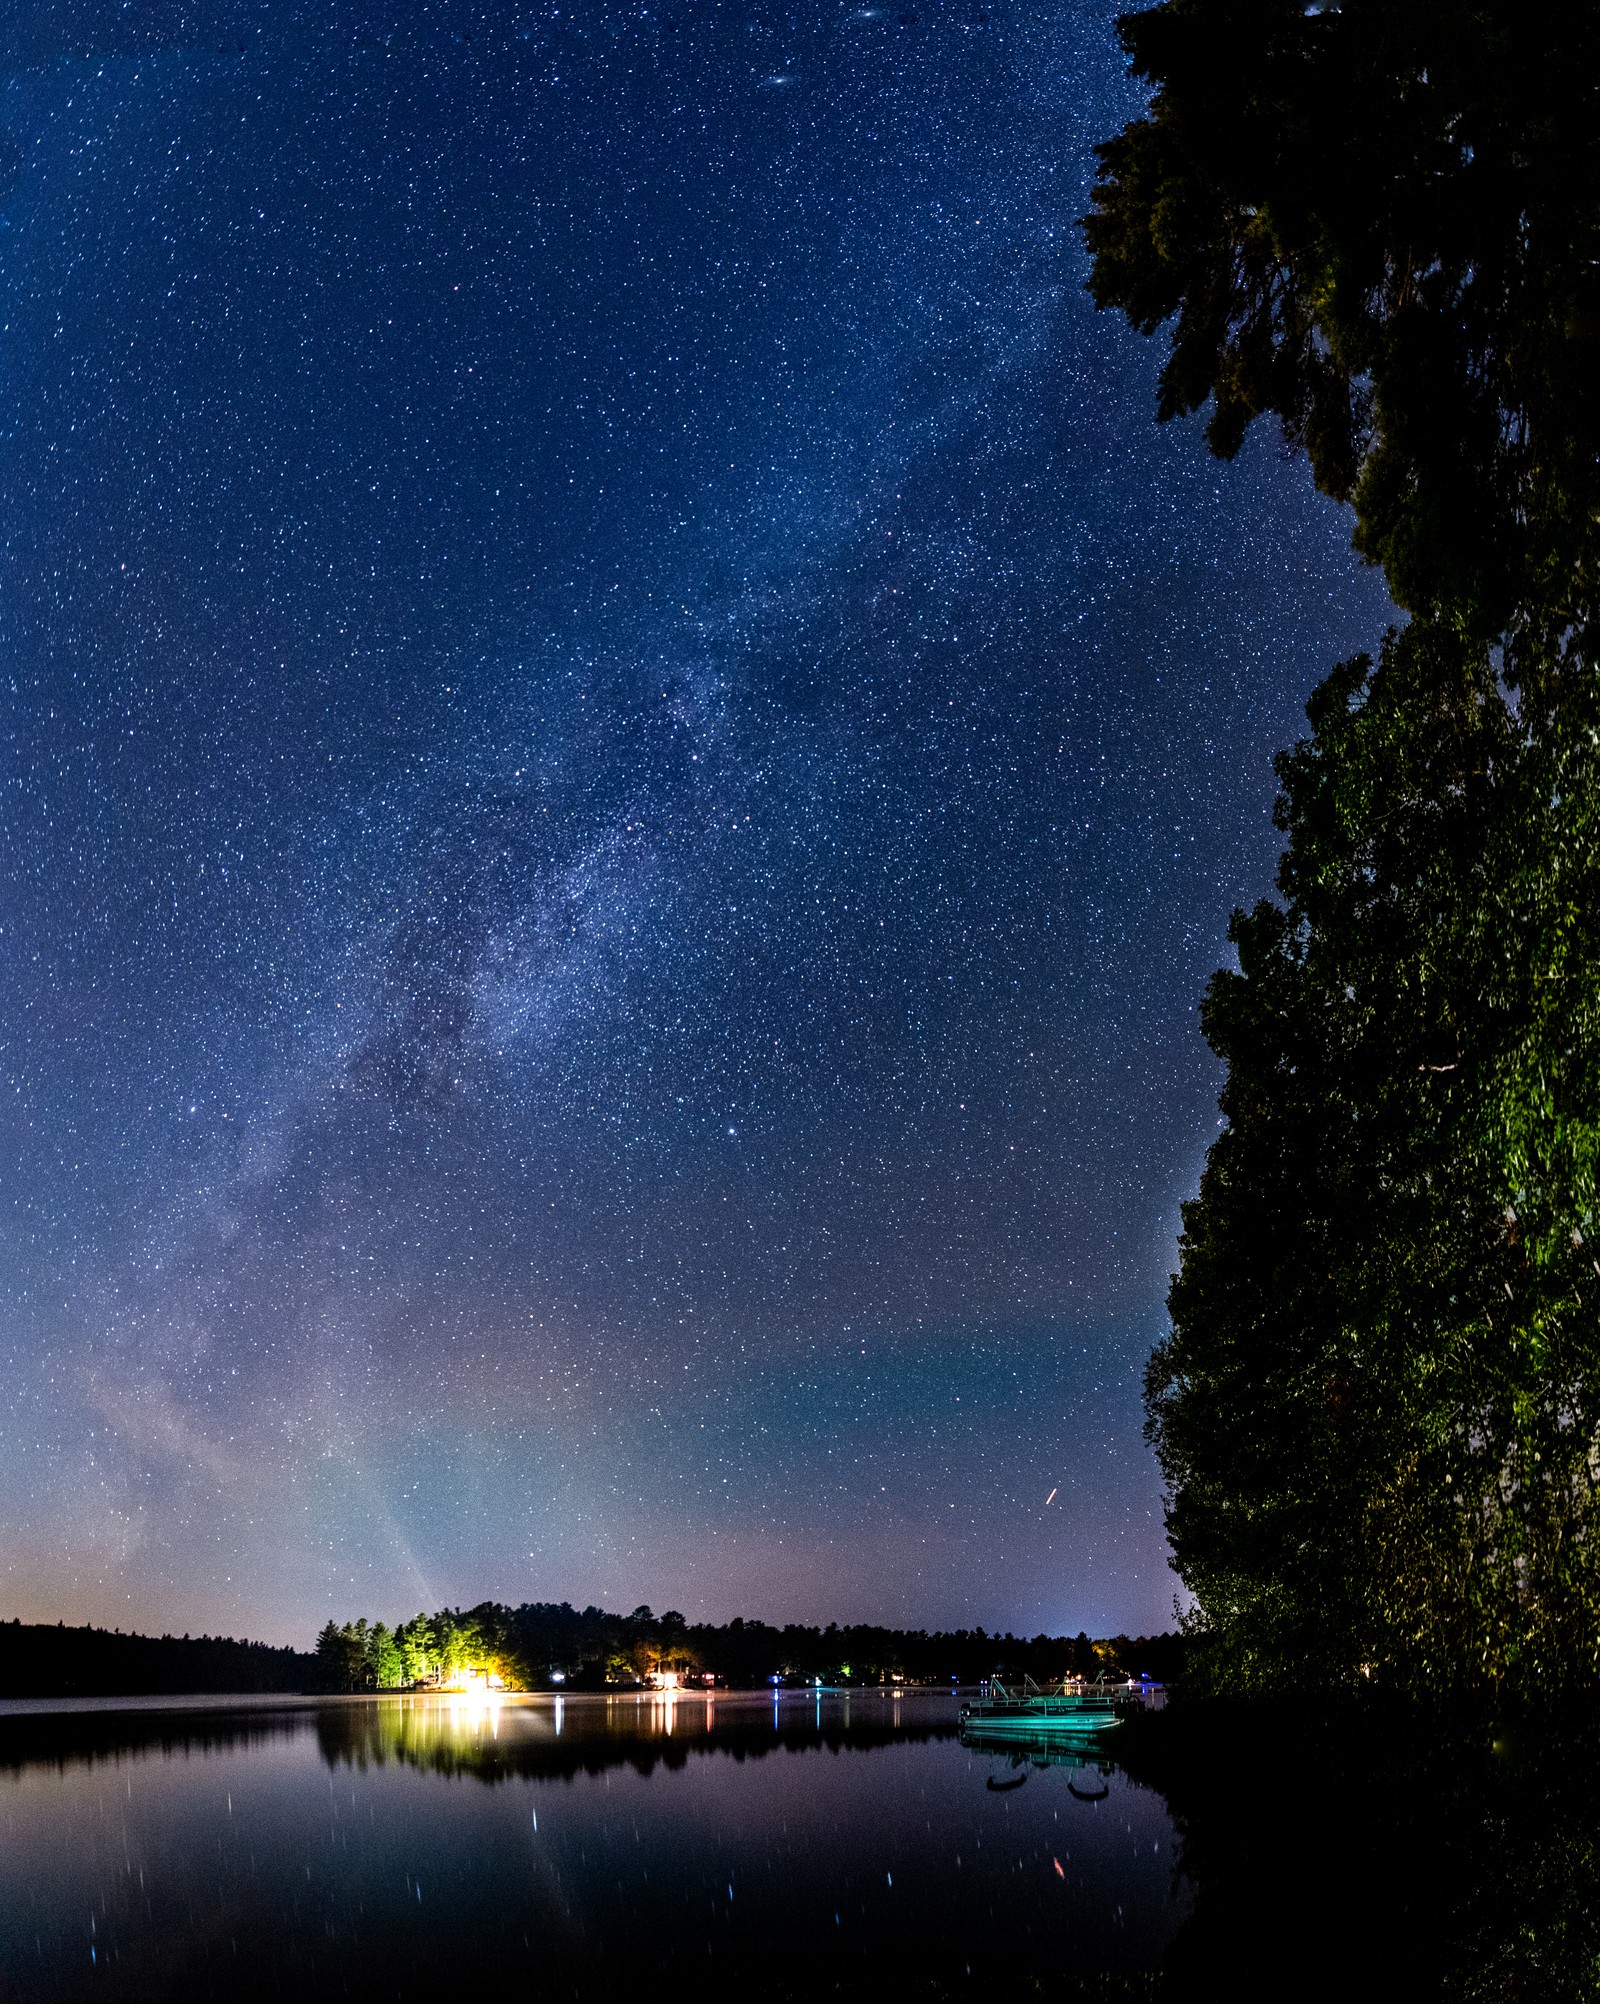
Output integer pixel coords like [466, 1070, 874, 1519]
[959, 1724, 1116, 1770]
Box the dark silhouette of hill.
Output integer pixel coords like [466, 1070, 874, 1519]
[0, 1617, 315, 1698]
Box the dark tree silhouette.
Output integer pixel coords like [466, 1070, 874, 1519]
[1086, 0, 1600, 642]
[1090, 0, 1600, 1689]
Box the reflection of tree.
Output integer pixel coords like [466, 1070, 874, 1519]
[0, 1696, 957, 1785]
[27, 1695, 1600, 1992]
[313, 1698, 958, 1785]
[1119, 1703, 1600, 1999]
[0, 1705, 311, 1776]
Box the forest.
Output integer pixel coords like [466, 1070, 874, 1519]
[1088, 0, 1600, 1690]
[0, 1618, 314, 1699]
[0, 1608, 1180, 1699]
[311, 1601, 1183, 1693]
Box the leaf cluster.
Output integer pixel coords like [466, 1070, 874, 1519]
[1151, 619, 1600, 1689]
[1085, 0, 1600, 635]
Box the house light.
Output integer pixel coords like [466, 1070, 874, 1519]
[439, 1667, 503, 1695]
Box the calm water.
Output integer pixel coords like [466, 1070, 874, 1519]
[0, 1690, 1184, 2001]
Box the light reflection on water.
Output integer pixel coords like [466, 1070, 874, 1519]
[0, 1690, 1184, 2000]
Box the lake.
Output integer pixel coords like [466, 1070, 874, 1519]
[0, 1689, 1185, 2001]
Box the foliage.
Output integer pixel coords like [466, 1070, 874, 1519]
[1148, 618, 1600, 1689]
[365, 1622, 402, 1688]
[0, 1619, 314, 1699]
[1091, 0, 1600, 1690]
[0, 1610, 1171, 1701]
[1084, 0, 1600, 640]
[313, 1601, 1183, 1690]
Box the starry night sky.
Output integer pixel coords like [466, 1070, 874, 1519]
[0, 0, 1389, 1646]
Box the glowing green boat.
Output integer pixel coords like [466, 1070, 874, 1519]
[958, 1677, 1121, 1738]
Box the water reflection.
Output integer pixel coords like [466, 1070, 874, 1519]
[0, 1700, 310, 1774]
[8, 1690, 1588, 1998]
[309, 1687, 961, 1784]
[0, 1691, 1181, 2001]
[960, 1727, 1120, 1799]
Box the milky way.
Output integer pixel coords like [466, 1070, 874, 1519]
[0, 0, 1389, 1644]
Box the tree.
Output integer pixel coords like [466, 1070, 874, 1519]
[315, 1621, 346, 1690]
[1088, 0, 1600, 1691]
[395, 1615, 435, 1686]
[433, 1610, 472, 1685]
[365, 1622, 403, 1689]
[314, 1619, 370, 1692]
[1085, 0, 1600, 642]
[1151, 617, 1600, 1688]
[343, 1620, 371, 1690]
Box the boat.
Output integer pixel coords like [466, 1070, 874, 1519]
[957, 1676, 1122, 1740]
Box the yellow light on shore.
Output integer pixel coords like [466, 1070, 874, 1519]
[436, 1667, 505, 1694]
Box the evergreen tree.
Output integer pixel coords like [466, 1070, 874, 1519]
[395, 1615, 435, 1686]
[365, 1622, 403, 1689]
[314, 1620, 345, 1690]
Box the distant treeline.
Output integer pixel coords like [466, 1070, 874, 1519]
[315, 1600, 1186, 1692]
[0, 1619, 315, 1699]
[0, 1606, 1184, 1699]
